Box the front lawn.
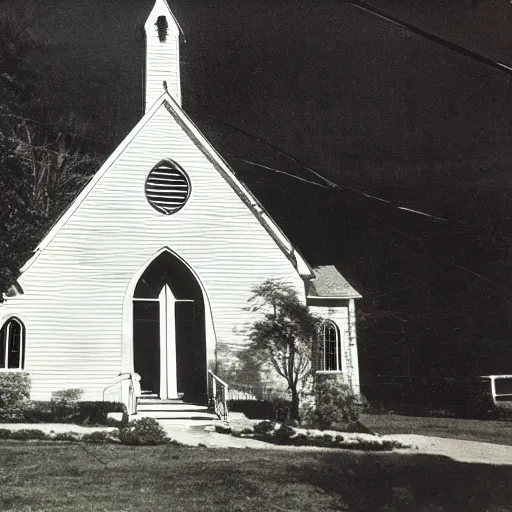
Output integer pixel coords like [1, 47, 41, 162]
[362, 412, 512, 446]
[1, 442, 511, 511]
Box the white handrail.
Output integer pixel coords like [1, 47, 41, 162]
[102, 373, 141, 416]
[208, 370, 229, 388]
[208, 370, 229, 422]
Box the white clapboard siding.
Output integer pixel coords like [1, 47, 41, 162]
[309, 304, 351, 384]
[0, 98, 306, 401]
[145, 0, 181, 108]
[309, 302, 360, 393]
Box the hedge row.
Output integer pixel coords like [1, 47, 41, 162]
[0, 418, 172, 445]
[22, 401, 128, 426]
[0, 373, 129, 426]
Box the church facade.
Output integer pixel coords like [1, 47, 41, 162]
[0, 0, 361, 411]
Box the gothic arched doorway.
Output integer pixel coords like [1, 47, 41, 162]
[132, 251, 206, 403]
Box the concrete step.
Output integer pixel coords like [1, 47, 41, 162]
[154, 418, 223, 428]
[134, 399, 219, 426]
[137, 402, 208, 412]
[137, 410, 217, 420]
[137, 399, 189, 406]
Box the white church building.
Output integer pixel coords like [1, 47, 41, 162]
[0, 0, 361, 416]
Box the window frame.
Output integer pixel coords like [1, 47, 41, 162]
[317, 320, 342, 373]
[0, 317, 25, 371]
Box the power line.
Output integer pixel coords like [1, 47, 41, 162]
[207, 114, 461, 224]
[347, 1, 512, 76]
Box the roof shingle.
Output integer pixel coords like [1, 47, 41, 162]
[308, 265, 361, 299]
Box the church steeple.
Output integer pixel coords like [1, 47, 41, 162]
[144, 0, 182, 110]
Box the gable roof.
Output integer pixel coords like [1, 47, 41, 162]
[307, 265, 361, 299]
[20, 92, 314, 279]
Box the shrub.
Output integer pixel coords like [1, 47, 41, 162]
[47, 388, 83, 422]
[0, 428, 12, 439]
[9, 429, 46, 440]
[0, 428, 47, 440]
[310, 374, 365, 430]
[82, 430, 120, 444]
[53, 431, 82, 442]
[247, 423, 410, 450]
[23, 401, 128, 426]
[51, 388, 84, 404]
[119, 417, 169, 446]
[0, 372, 30, 421]
[253, 420, 276, 435]
[229, 397, 292, 422]
[0, 427, 121, 443]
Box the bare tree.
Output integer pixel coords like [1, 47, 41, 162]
[12, 119, 102, 219]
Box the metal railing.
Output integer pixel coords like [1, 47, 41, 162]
[102, 372, 140, 415]
[208, 370, 229, 422]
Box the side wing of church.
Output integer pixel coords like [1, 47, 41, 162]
[0, 0, 361, 413]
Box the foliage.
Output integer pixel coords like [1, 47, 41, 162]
[52, 431, 83, 442]
[22, 400, 127, 426]
[13, 119, 101, 217]
[118, 417, 169, 446]
[0, 117, 102, 295]
[0, 428, 46, 440]
[0, 15, 102, 295]
[0, 428, 47, 440]
[252, 420, 276, 435]
[228, 397, 292, 422]
[0, 427, 120, 443]
[51, 388, 84, 404]
[82, 430, 120, 444]
[0, 17, 43, 293]
[0, 129, 44, 294]
[0, 372, 30, 421]
[247, 279, 319, 421]
[248, 420, 405, 450]
[307, 374, 365, 430]
[0, 16, 38, 118]
[222, 349, 265, 399]
[9, 429, 47, 441]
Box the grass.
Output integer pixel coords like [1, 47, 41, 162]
[362, 412, 512, 446]
[1, 442, 512, 511]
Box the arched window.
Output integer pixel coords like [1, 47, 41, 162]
[0, 318, 25, 370]
[318, 321, 342, 371]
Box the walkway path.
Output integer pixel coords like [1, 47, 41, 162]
[3, 422, 512, 465]
[388, 434, 512, 466]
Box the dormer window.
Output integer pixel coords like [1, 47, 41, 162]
[145, 160, 191, 215]
[156, 15, 168, 42]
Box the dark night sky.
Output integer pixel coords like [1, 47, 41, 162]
[3, 0, 512, 381]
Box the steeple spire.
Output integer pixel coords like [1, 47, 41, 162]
[144, 0, 182, 110]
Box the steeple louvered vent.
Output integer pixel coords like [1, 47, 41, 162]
[145, 161, 191, 215]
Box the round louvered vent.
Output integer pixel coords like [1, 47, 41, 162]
[145, 161, 191, 215]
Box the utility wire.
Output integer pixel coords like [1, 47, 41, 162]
[347, 0, 512, 76]
[208, 114, 458, 224]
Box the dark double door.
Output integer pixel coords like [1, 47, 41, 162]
[133, 298, 205, 402]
